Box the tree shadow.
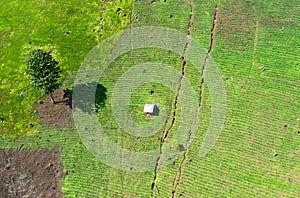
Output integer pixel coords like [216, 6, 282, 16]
[95, 84, 107, 109]
[63, 83, 107, 114]
[152, 105, 160, 116]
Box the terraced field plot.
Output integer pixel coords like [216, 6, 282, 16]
[0, 0, 300, 197]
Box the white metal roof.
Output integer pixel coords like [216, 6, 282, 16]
[143, 104, 155, 113]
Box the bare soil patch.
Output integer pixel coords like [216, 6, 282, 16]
[0, 147, 64, 198]
[34, 87, 74, 132]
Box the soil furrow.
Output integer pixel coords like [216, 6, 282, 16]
[252, 20, 259, 65]
[242, 18, 259, 92]
[202, 3, 219, 74]
[151, 49, 188, 198]
[171, 128, 192, 198]
[171, 3, 219, 198]
[151, 0, 194, 196]
[130, 0, 135, 24]
[198, 3, 219, 103]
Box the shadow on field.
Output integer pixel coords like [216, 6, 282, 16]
[152, 105, 160, 116]
[63, 83, 107, 114]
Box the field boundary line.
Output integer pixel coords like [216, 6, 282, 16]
[171, 3, 220, 198]
[151, 1, 195, 196]
[170, 0, 195, 197]
[130, 0, 135, 24]
[242, 6, 260, 92]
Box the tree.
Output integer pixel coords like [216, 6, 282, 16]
[25, 49, 61, 104]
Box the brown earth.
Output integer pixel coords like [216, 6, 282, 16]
[34, 87, 74, 132]
[0, 147, 64, 198]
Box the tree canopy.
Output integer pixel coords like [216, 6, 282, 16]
[25, 49, 61, 102]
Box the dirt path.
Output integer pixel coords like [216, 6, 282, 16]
[171, 3, 220, 198]
[242, 18, 259, 92]
[201, 3, 220, 77]
[253, 20, 259, 65]
[198, 3, 219, 98]
[151, 1, 195, 197]
[130, 0, 135, 24]
[151, 44, 189, 198]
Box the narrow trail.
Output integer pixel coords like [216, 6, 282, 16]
[151, 41, 189, 198]
[202, 3, 220, 75]
[198, 3, 219, 104]
[129, 0, 135, 24]
[252, 20, 259, 66]
[151, 0, 194, 197]
[171, 3, 219, 198]
[242, 19, 259, 93]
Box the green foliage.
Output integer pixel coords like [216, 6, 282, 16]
[25, 49, 61, 96]
[0, 0, 133, 137]
[1, 0, 300, 197]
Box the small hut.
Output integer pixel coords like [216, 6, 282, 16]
[143, 104, 156, 117]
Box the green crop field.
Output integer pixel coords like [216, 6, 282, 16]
[0, 0, 299, 197]
[0, 0, 133, 138]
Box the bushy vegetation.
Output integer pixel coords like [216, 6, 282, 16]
[25, 49, 61, 103]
